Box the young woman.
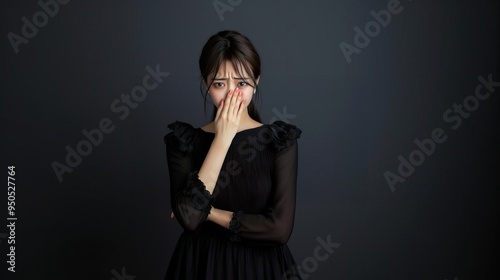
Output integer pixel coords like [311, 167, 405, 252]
[164, 30, 302, 279]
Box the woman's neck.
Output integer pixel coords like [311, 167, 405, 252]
[237, 109, 262, 130]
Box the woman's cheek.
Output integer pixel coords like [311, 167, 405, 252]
[210, 93, 223, 108]
[240, 92, 250, 107]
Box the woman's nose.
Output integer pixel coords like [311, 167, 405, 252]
[229, 85, 239, 92]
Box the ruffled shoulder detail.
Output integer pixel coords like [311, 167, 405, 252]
[269, 120, 302, 153]
[164, 120, 196, 155]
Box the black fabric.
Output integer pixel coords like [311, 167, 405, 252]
[164, 120, 302, 279]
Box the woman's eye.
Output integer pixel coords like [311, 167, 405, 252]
[213, 82, 224, 87]
[238, 82, 248, 87]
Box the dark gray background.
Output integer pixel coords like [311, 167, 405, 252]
[2, 0, 499, 279]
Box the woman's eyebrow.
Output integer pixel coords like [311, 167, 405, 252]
[213, 77, 250, 80]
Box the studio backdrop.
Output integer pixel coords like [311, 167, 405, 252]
[2, 0, 499, 279]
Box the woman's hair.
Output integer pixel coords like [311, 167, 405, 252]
[199, 30, 262, 122]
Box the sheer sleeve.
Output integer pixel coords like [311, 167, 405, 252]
[227, 121, 302, 245]
[164, 121, 214, 231]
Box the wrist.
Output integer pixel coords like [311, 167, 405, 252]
[213, 135, 232, 149]
[207, 207, 233, 229]
[207, 206, 214, 221]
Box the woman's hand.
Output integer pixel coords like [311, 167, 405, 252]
[214, 88, 245, 144]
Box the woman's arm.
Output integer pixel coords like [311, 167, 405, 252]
[167, 89, 245, 230]
[196, 135, 231, 194]
[198, 89, 245, 194]
[207, 139, 299, 244]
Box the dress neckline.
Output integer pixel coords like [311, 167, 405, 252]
[197, 124, 266, 136]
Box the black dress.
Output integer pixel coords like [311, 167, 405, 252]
[163, 120, 302, 280]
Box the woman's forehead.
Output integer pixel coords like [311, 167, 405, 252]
[214, 60, 250, 78]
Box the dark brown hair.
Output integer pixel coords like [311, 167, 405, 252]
[199, 30, 262, 122]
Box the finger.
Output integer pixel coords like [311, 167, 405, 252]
[226, 89, 234, 117]
[230, 88, 239, 116]
[237, 97, 245, 118]
[170, 212, 175, 219]
[234, 90, 243, 117]
[222, 89, 233, 118]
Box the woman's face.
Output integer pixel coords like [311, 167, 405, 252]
[206, 60, 259, 108]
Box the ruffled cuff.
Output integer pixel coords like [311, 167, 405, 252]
[183, 170, 215, 214]
[227, 210, 243, 242]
